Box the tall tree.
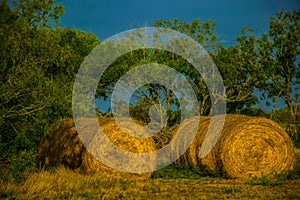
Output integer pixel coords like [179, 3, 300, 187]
[257, 10, 299, 122]
[213, 27, 261, 113]
[95, 19, 219, 130]
[0, 0, 100, 172]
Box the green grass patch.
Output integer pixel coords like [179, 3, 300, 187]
[245, 175, 283, 186]
[214, 186, 241, 194]
[151, 162, 215, 179]
[276, 160, 300, 180]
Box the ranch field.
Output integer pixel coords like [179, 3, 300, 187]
[1, 164, 300, 200]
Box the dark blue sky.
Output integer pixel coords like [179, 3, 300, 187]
[58, 0, 299, 46]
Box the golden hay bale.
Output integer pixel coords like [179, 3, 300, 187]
[171, 116, 210, 165]
[39, 117, 157, 179]
[80, 117, 157, 179]
[173, 114, 296, 179]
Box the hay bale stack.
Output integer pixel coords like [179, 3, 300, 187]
[39, 117, 156, 179]
[173, 114, 296, 179]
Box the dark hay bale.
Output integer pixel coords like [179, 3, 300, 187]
[38, 119, 85, 169]
[39, 117, 157, 179]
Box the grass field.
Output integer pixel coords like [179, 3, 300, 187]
[1, 162, 300, 200]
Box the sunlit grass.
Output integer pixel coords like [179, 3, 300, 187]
[1, 165, 300, 199]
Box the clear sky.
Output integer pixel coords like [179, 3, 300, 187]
[57, 0, 299, 46]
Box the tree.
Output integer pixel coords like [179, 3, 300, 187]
[228, 10, 299, 143]
[95, 19, 219, 131]
[154, 19, 269, 116]
[212, 28, 261, 113]
[270, 105, 300, 147]
[13, 0, 64, 29]
[154, 18, 217, 49]
[96, 18, 270, 128]
[257, 10, 299, 122]
[0, 0, 100, 175]
[0, 0, 64, 159]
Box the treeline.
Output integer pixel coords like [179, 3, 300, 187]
[0, 0, 299, 178]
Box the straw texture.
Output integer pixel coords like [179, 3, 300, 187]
[173, 114, 296, 179]
[39, 117, 156, 179]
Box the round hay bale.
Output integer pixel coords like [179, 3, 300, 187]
[39, 117, 157, 179]
[38, 119, 85, 169]
[171, 116, 210, 165]
[173, 114, 296, 179]
[80, 117, 157, 179]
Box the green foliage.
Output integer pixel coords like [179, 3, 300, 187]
[216, 186, 241, 194]
[244, 161, 300, 185]
[212, 44, 259, 113]
[270, 106, 300, 147]
[245, 175, 283, 186]
[0, 0, 100, 179]
[13, 0, 64, 28]
[276, 160, 300, 180]
[154, 18, 217, 48]
[96, 18, 218, 128]
[238, 107, 270, 118]
[10, 149, 38, 181]
[217, 10, 299, 146]
[257, 10, 299, 122]
[152, 162, 216, 179]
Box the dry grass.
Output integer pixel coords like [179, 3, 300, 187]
[38, 117, 157, 180]
[1, 166, 300, 200]
[174, 114, 296, 179]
